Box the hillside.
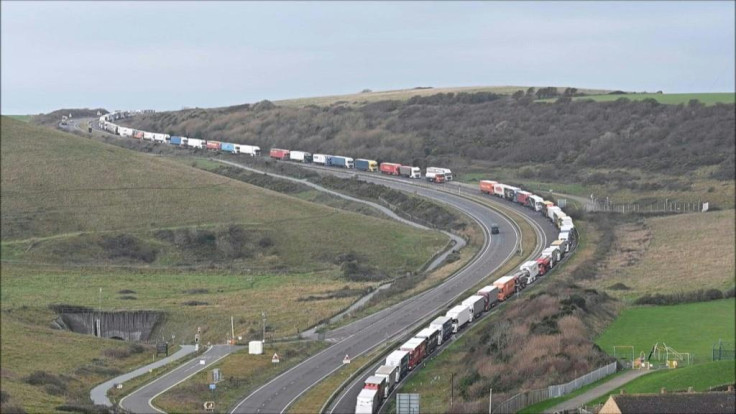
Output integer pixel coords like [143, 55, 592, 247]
[270, 85, 615, 107]
[1, 117, 445, 274]
[0, 117, 447, 412]
[120, 91, 735, 181]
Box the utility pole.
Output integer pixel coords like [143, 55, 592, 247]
[231, 316, 235, 343]
[450, 372, 455, 408]
[262, 311, 266, 343]
[489, 388, 492, 414]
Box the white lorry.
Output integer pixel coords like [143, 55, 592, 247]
[426, 167, 453, 181]
[312, 154, 331, 165]
[355, 388, 379, 414]
[520, 260, 541, 285]
[446, 305, 472, 333]
[461, 295, 485, 321]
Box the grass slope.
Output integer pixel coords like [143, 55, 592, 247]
[272, 85, 613, 107]
[587, 360, 736, 405]
[568, 92, 735, 106]
[595, 300, 736, 365]
[591, 210, 735, 300]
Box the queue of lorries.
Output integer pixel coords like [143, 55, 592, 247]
[355, 183, 577, 414]
[98, 111, 576, 414]
[98, 112, 451, 183]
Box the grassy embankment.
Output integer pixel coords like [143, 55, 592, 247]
[0, 117, 446, 413]
[460, 167, 735, 210]
[272, 85, 613, 107]
[558, 92, 735, 105]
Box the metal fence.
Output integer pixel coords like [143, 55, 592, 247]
[548, 362, 618, 398]
[493, 388, 549, 414]
[493, 362, 618, 414]
[713, 340, 736, 361]
[584, 198, 709, 214]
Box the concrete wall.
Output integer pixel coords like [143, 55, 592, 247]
[55, 311, 161, 342]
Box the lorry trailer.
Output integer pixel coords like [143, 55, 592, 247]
[312, 153, 331, 165]
[206, 141, 222, 150]
[355, 389, 379, 414]
[493, 275, 517, 301]
[426, 167, 453, 181]
[429, 316, 453, 344]
[385, 350, 410, 380]
[446, 305, 472, 333]
[400, 337, 427, 370]
[461, 295, 485, 320]
[399, 165, 422, 179]
[374, 365, 399, 394]
[269, 148, 290, 160]
[480, 180, 498, 195]
[477, 285, 500, 310]
[289, 150, 312, 163]
[415, 327, 441, 354]
[380, 162, 401, 175]
[355, 159, 378, 172]
[327, 155, 354, 168]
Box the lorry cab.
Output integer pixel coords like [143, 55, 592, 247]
[491, 223, 500, 234]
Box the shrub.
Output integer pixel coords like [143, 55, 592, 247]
[129, 343, 146, 354]
[182, 300, 209, 306]
[117, 289, 136, 294]
[0, 390, 9, 403]
[25, 371, 66, 391]
[103, 347, 131, 359]
[182, 288, 209, 294]
[118, 295, 137, 300]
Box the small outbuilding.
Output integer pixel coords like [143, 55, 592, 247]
[599, 387, 735, 414]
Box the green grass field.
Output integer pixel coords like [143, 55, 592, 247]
[595, 300, 735, 365]
[272, 85, 613, 107]
[587, 360, 736, 405]
[566, 92, 734, 106]
[5, 114, 33, 122]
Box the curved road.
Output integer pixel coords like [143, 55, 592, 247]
[81, 121, 559, 414]
[119, 345, 241, 413]
[230, 165, 558, 414]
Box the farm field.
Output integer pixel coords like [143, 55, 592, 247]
[564, 92, 735, 105]
[587, 360, 736, 405]
[587, 210, 735, 300]
[595, 300, 736, 366]
[271, 85, 613, 107]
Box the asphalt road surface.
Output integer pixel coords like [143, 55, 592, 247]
[119, 345, 242, 413]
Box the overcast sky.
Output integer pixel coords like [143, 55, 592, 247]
[2, 1, 734, 114]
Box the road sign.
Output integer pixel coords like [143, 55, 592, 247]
[272, 353, 280, 363]
[343, 354, 351, 364]
[209, 383, 216, 391]
[200, 359, 206, 365]
[397, 393, 420, 414]
[203, 401, 215, 412]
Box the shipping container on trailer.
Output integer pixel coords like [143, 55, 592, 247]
[312, 153, 331, 165]
[269, 148, 290, 160]
[551, 239, 569, 255]
[400, 337, 427, 370]
[364, 376, 387, 404]
[374, 365, 399, 395]
[152, 133, 169, 143]
[221, 142, 236, 153]
[536, 257, 551, 275]
[480, 180, 497, 195]
[493, 183, 506, 197]
[355, 159, 378, 172]
[429, 316, 453, 344]
[187, 138, 204, 149]
[169, 136, 183, 146]
[355, 388, 379, 414]
[415, 327, 440, 354]
[493, 275, 517, 301]
[516, 191, 532, 205]
[477, 286, 499, 311]
[328, 155, 354, 168]
[542, 201, 555, 216]
[461, 295, 485, 321]
[236, 144, 261, 156]
[379, 162, 401, 175]
[206, 141, 221, 150]
[119, 127, 134, 137]
[385, 350, 410, 380]
[398, 165, 422, 178]
[426, 167, 453, 181]
[142, 131, 155, 141]
[446, 305, 472, 333]
[289, 150, 313, 163]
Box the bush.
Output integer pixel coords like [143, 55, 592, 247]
[117, 289, 136, 294]
[103, 347, 131, 359]
[25, 371, 66, 392]
[608, 283, 630, 290]
[129, 343, 146, 354]
[0, 390, 9, 403]
[634, 289, 730, 305]
[1, 405, 27, 414]
[182, 300, 209, 306]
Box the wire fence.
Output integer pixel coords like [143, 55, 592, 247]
[493, 362, 618, 414]
[713, 339, 736, 361]
[585, 198, 709, 214]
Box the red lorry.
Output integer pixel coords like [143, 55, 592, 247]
[479, 180, 497, 194]
[269, 148, 290, 160]
[536, 257, 551, 276]
[380, 162, 401, 175]
[206, 141, 221, 150]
